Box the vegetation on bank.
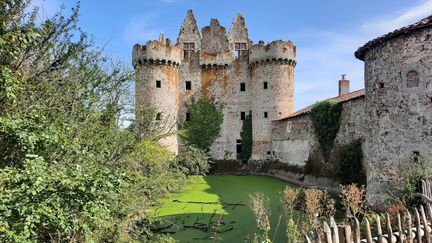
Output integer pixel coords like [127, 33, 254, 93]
[0, 1, 215, 242]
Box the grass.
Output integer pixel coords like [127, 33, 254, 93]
[152, 175, 299, 242]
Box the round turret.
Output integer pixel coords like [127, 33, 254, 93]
[249, 40, 296, 66]
[132, 38, 182, 68]
[133, 38, 181, 154]
[249, 40, 296, 160]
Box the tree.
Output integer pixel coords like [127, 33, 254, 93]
[239, 111, 252, 161]
[181, 97, 223, 151]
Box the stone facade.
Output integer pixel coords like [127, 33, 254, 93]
[356, 18, 432, 205]
[271, 15, 432, 206]
[133, 10, 296, 160]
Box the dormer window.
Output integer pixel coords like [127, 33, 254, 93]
[183, 42, 195, 61]
[406, 71, 419, 88]
[234, 42, 247, 58]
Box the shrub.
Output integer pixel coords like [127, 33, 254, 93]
[309, 100, 342, 160]
[172, 145, 210, 175]
[339, 184, 366, 219]
[181, 97, 223, 151]
[239, 112, 253, 161]
[401, 155, 432, 208]
[333, 140, 366, 185]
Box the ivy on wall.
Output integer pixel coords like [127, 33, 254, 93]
[309, 99, 342, 160]
[239, 111, 252, 161]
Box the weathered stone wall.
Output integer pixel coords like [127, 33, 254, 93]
[272, 114, 313, 165]
[271, 96, 366, 166]
[362, 27, 432, 206]
[250, 41, 296, 160]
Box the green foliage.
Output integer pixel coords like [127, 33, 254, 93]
[333, 140, 366, 185]
[309, 100, 342, 160]
[172, 145, 210, 175]
[181, 97, 223, 151]
[401, 155, 432, 208]
[0, 1, 189, 241]
[239, 112, 253, 161]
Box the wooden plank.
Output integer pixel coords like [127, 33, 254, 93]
[416, 208, 423, 243]
[377, 214, 384, 243]
[344, 225, 353, 243]
[386, 213, 394, 243]
[406, 211, 414, 243]
[365, 218, 373, 243]
[354, 218, 361, 243]
[324, 221, 333, 243]
[421, 206, 430, 243]
[330, 217, 340, 243]
[397, 212, 405, 243]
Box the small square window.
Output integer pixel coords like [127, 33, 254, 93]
[264, 112, 268, 118]
[185, 112, 190, 121]
[236, 139, 242, 144]
[263, 82, 268, 89]
[156, 80, 161, 88]
[186, 81, 192, 90]
[378, 83, 384, 89]
[240, 83, 246, 91]
[240, 112, 246, 120]
[267, 151, 271, 155]
[156, 112, 162, 120]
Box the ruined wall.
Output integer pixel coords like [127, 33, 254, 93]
[362, 27, 432, 205]
[271, 96, 366, 166]
[250, 40, 296, 160]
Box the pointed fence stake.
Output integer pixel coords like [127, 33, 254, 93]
[421, 206, 430, 243]
[365, 218, 373, 243]
[324, 221, 333, 243]
[416, 208, 423, 243]
[354, 217, 361, 243]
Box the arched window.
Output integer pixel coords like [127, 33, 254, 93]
[406, 71, 419, 88]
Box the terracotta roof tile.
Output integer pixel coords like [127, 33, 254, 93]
[276, 89, 365, 121]
[355, 15, 432, 60]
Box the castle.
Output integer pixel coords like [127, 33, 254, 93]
[133, 10, 295, 160]
[133, 11, 432, 206]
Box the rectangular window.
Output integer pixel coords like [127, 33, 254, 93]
[156, 112, 162, 120]
[185, 81, 192, 90]
[185, 112, 190, 121]
[240, 112, 246, 120]
[234, 42, 247, 58]
[236, 139, 242, 155]
[378, 83, 384, 89]
[264, 112, 268, 118]
[240, 82, 246, 91]
[183, 42, 195, 61]
[263, 82, 268, 89]
[267, 151, 271, 155]
[156, 80, 161, 88]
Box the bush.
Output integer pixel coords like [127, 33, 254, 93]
[401, 155, 432, 208]
[172, 145, 210, 175]
[333, 140, 366, 185]
[239, 112, 252, 161]
[180, 97, 223, 151]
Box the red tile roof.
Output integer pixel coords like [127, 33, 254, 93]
[355, 15, 432, 60]
[276, 89, 365, 121]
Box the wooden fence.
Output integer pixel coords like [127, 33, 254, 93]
[421, 179, 432, 204]
[305, 204, 432, 243]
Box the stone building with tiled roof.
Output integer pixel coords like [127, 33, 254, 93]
[271, 15, 432, 206]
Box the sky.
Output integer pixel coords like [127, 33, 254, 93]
[32, 0, 432, 111]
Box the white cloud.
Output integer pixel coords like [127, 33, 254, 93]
[363, 0, 432, 36]
[123, 13, 162, 45]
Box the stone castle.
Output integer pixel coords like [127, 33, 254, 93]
[134, 11, 432, 205]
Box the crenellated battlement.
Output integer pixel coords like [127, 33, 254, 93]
[249, 40, 296, 67]
[132, 37, 182, 68]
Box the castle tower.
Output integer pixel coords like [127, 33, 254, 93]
[132, 36, 181, 153]
[249, 40, 296, 160]
[177, 10, 201, 123]
[227, 13, 252, 59]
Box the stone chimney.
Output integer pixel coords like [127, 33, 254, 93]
[159, 32, 164, 43]
[339, 74, 350, 96]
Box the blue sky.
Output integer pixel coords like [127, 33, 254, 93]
[33, 0, 432, 110]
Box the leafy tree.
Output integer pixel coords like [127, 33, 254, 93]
[239, 111, 252, 161]
[181, 97, 223, 151]
[0, 1, 188, 241]
[172, 145, 210, 175]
